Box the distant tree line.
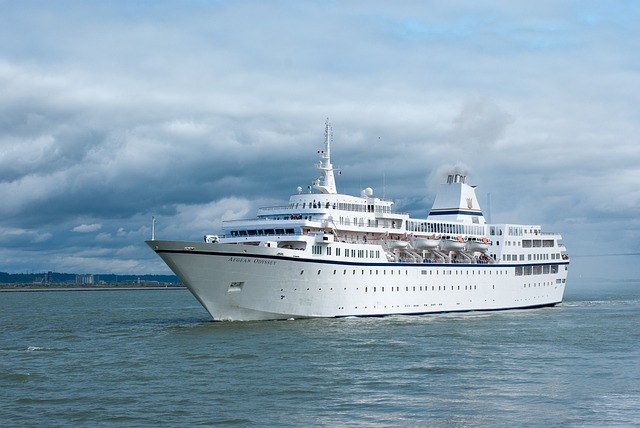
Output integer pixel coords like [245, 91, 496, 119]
[0, 271, 181, 284]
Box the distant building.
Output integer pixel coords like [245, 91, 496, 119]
[35, 271, 54, 284]
[75, 274, 94, 285]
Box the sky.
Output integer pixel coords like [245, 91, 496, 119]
[1, 0, 639, 283]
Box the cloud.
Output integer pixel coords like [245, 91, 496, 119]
[72, 223, 102, 233]
[451, 95, 514, 149]
[0, 1, 638, 279]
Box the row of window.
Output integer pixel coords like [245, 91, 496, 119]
[283, 284, 485, 293]
[494, 226, 542, 236]
[406, 220, 485, 236]
[337, 217, 380, 227]
[335, 217, 401, 229]
[282, 281, 562, 294]
[522, 239, 555, 248]
[300, 268, 509, 276]
[364, 285, 479, 293]
[503, 253, 562, 261]
[515, 265, 560, 276]
[503, 239, 555, 247]
[523, 282, 555, 288]
[287, 201, 392, 214]
[229, 228, 295, 237]
[312, 245, 382, 259]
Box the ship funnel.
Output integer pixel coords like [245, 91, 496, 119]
[428, 175, 486, 225]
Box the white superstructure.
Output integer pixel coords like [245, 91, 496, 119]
[147, 120, 569, 321]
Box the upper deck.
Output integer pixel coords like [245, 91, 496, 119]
[210, 119, 568, 267]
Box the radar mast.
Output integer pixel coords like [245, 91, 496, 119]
[313, 118, 337, 194]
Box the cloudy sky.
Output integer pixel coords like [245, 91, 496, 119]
[1, 1, 638, 283]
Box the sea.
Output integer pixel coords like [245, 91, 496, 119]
[1, 282, 638, 427]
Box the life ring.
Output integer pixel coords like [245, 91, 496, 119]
[457, 235, 463, 243]
[482, 237, 488, 244]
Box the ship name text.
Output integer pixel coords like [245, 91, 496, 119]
[229, 257, 276, 266]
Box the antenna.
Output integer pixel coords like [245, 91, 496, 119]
[382, 170, 386, 199]
[378, 136, 386, 198]
[312, 118, 337, 194]
[151, 216, 156, 240]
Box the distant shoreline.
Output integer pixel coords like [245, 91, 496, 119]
[0, 284, 185, 292]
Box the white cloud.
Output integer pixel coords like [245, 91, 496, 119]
[73, 223, 102, 233]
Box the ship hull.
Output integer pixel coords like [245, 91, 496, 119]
[147, 240, 568, 321]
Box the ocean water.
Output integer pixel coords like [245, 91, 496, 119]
[1, 283, 638, 427]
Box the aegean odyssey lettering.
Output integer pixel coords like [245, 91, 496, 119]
[228, 257, 276, 265]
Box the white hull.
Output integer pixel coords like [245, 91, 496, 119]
[148, 240, 568, 321]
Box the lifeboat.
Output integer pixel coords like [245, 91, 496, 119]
[411, 235, 441, 250]
[467, 237, 490, 252]
[439, 235, 466, 251]
[387, 240, 410, 249]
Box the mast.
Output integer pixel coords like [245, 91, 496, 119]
[313, 118, 337, 194]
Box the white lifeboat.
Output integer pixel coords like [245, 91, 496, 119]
[387, 240, 410, 249]
[411, 235, 441, 250]
[439, 235, 466, 251]
[467, 237, 490, 252]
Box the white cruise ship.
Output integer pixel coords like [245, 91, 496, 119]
[147, 120, 569, 321]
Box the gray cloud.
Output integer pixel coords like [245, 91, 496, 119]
[0, 1, 638, 277]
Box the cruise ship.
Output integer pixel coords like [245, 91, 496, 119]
[147, 120, 569, 321]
